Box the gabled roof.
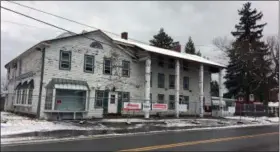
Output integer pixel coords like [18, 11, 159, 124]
[5, 29, 225, 68]
[109, 35, 225, 68]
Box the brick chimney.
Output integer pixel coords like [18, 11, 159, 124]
[172, 42, 181, 52]
[121, 32, 128, 40]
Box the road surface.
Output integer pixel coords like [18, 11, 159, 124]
[1, 125, 279, 151]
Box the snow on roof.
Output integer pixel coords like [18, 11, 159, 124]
[109, 35, 225, 68]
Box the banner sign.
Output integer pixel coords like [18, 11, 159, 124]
[152, 103, 168, 110]
[123, 102, 142, 111]
[179, 104, 188, 112]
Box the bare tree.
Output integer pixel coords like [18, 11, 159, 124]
[1, 76, 7, 94]
[212, 36, 233, 56]
[266, 36, 279, 87]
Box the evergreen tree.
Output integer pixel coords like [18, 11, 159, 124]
[149, 28, 175, 49]
[185, 37, 196, 54]
[211, 80, 219, 97]
[196, 50, 202, 56]
[224, 2, 271, 103]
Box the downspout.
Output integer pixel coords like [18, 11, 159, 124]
[37, 47, 46, 119]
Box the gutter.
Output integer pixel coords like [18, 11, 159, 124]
[36, 43, 49, 119]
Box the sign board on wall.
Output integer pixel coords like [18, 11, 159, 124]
[152, 103, 168, 110]
[142, 103, 151, 112]
[249, 94, 254, 101]
[178, 104, 188, 112]
[123, 102, 142, 111]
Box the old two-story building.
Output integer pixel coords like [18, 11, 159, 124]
[4, 30, 225, 120]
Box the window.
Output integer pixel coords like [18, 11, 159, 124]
[122, 61, 130, 77]
[158, 73, 165, 88]
[21, 89, 27, 104]
[169, 95, 175, 110]
[183, 76, 189, 90]
[90, 41, 103, 49]
[110, 94, 116, 104]
[103, 58, 112, 75]
[150, 72, 152, 87]
[158, 94, 164, 103]
[59, 50, 71, 70]
[16, 89, 21, 104]
[45, 89, 53, 110]
[158, 56, 164, 67]
[168, 58, 175, 69]
[122, 92, 130, 102]
[27, 88, 33, 105]
[169, 75, 175, 89]
[150, 93, 152, 102]
[182, 60, 189, 71]
[84, 55, 95, 73]
[95, 90, 104, 108]
[179, 95, 189, 105]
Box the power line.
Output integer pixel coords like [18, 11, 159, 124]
[1, 20, 59, 30]
[1, 6, 222, 73]
[5, 0, 217, 49]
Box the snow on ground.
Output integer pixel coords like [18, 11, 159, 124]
[100, 118, 166, 123]
[225, 116, 279, 124]
[1, 112, 91, 136]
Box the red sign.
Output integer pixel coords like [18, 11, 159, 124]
[57, 100, 62, 104]
[152, 104, 168, 110]
[123, 102, 142, 111]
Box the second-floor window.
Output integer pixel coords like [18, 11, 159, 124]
[158, 73, 165, 88]
[103, 58, 112, 75]
[84, 55, 95, 73]
[150, 72, 152, 87]
[169, 75, 175, 89]
[59, 50, 71, 70]
[183, 76, 189, 90]
[169, 95, 175, 110]
[168, 58, 175, 69]
[182, 60, 189, 71]
[122, 61, 130, 77]
[158, 56, 164, 67]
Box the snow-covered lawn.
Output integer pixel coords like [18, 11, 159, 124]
[225, 116, 279, 124]
[1, 112, 90, 136]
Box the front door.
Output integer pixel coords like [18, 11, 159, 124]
[108, 92, 118, 114]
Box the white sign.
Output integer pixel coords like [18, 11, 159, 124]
[123, 102, 142, 111]
[152, 103, 168, 110]
[249, 94, 254, 101]
[142, 103, 151, 112]
[179, 104, 188, 112]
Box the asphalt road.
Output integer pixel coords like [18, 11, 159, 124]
[1, 125, 279, 151]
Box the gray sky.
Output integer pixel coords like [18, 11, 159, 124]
[1, 1, 278, 80]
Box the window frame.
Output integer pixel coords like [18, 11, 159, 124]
[168, 58, 175, 69]
[158, 73, 165, 88]
[150, 72, 152, 88]
[84, 55, 95, 73]
[158, 56, 164, 68]
[122, 60, 130, 77]
[95, 90, 104, 108]
[103, 58, 112, 75]
[27, 88, 33, 105]
[169, 95, 175, 110]
[169, 75, 175, 89]
[182, 60, 189, 71]
[183, 76, 189, 90]
[157, 94, 165, 103]
[59, 50, 72, 70]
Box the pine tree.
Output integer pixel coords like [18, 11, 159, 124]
[196, 50, 202, 56]
[224, 2, 271, 103]
[185, 37, 196, 54]
[149, 28, 174, 49]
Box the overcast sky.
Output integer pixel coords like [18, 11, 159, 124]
[1, 1, 279, 80]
